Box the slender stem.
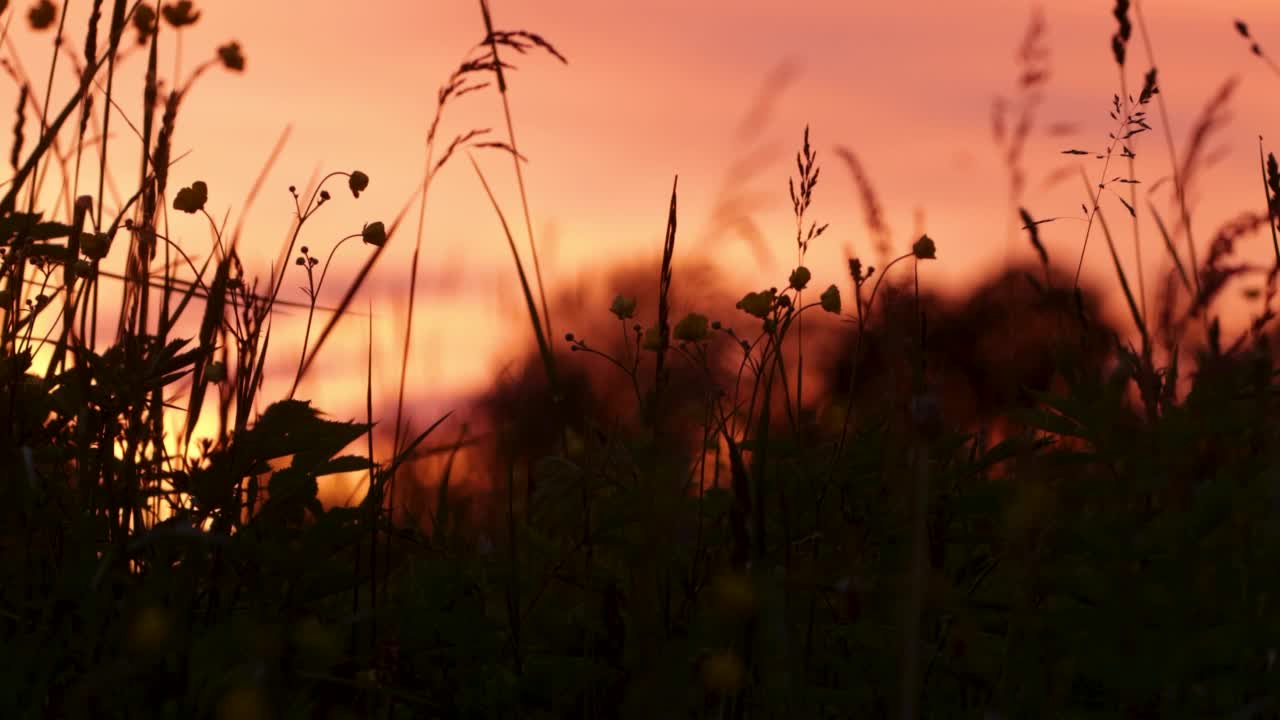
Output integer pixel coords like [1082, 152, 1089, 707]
[291, 233, 361, 397]
[479, 0, 554, 342]
[1132, 0, 1201, 296]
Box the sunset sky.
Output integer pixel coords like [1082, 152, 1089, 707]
[5, 0, 1280, 445]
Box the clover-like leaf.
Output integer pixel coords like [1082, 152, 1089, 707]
[348, 170, 369, 199]
[361, 221, 386, 248]
[173, 181, 208, 214]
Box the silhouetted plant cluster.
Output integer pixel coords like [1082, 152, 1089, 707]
[3, 2, 1280, 719]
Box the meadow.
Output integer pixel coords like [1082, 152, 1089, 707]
[2, 1, 1280, 718]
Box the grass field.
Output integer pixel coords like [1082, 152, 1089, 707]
[3, 1, 1280, 718]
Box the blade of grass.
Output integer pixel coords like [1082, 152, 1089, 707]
[469, 153, 557, 389]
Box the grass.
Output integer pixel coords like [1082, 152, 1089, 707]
[3, 1, 1280, 719]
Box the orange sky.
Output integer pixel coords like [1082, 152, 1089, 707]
[6, 0, 1280, 443]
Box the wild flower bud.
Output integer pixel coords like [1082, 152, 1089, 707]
[173, 181, 208, 214]
[348, 170, 370, 198]
[28, 0, 55, 31]
[912, 234, 937, 260]
[673, 312, 710, 342]
[79, 232, 109, 260]
[161, 1, 201, 28]
[217, 42, 245, 72]
[609, 294, 637, 320]
[735, 289, 775, 318]
[361, 221, 387, 247]
[641, 327, 663, 351]
[820, 284, 841, 314]
[789, 265, 811, 290]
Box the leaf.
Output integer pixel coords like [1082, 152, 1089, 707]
[312, 455, 373, 476]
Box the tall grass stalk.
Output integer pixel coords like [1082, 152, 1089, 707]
[479, 0, 555, 344]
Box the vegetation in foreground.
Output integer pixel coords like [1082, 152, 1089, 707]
[3, 1, 1280, 718]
